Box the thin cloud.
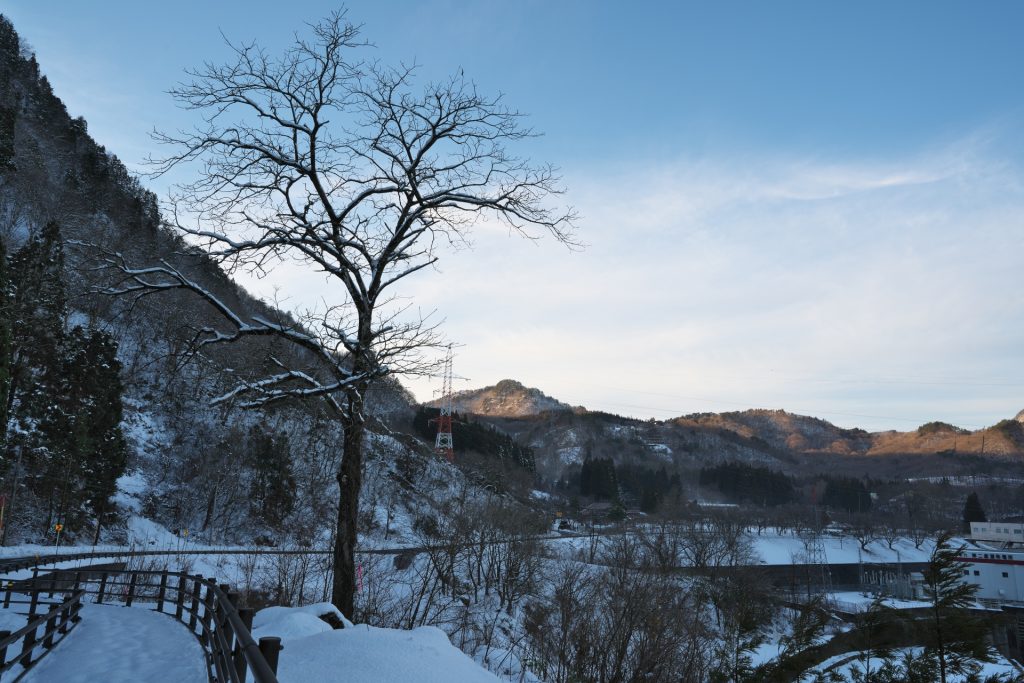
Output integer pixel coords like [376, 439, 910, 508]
[398, 133, 1024, 431]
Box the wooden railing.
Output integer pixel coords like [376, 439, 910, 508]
[1, 568, 282, 683]
[0, 586, 84, 680]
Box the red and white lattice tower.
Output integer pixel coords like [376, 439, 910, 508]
[434, 345, 455, 462]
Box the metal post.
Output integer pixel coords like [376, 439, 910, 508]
[258, 637, 283, 675]
[3, 581, 10, 609]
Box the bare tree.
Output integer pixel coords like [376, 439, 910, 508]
[89, 11, 574, 617]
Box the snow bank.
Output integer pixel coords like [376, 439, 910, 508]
[253, 605, 500, 683]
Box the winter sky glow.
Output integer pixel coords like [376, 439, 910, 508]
[5, 1, 1023, 430]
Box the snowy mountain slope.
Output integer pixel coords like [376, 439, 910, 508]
[0, 15, 504, 554]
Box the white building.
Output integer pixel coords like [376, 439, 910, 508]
[970, 521, 1024, 544]
[958, 538, 1024, 605]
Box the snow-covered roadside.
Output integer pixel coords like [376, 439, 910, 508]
[253, 603, 501, 683]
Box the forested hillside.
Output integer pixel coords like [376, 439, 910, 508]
[0, 14, 466, 548]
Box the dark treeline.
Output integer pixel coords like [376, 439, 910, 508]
[569, 457, 682, 513]
[413, 406, 536, 473]
[820, 476, 873, 513]
[698, 462, 876, 514]
[1, 221, 127, 542]
[699, 462, 796, 507]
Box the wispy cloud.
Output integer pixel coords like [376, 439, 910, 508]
[389, 133, 1024, 430]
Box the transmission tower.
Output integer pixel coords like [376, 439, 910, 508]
[433, 345, 455, 462]
[803, 492, 833, 602]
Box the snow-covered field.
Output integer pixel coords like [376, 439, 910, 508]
[751, 531, 935, 565]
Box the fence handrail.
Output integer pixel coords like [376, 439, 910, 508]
[0, 587, 84, 678]
[0, 531, 575, 575]
[5, 568, 281, 683]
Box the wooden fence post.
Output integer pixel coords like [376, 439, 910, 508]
[202, 579, 216, 649]
[157, 571, 168, 613]
[235, 607, 254, 681]
[97, 572, 108, 604]
[259, 637, 283, 675]
[126, 573, 138, 607]
[175, 574, 186, 620]
[42, 609, 57, 649]
[0, 629, 11, 668]
[219, 585, 236, 668]
[189, 576, 203, 637]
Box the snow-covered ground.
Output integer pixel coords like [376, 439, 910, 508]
[809, 646, 1021, 682]
[829, 590, 931, 612]
[18, 604, 207, 683]
[254, 603, 500, 683]
[751, 531, 934, 566]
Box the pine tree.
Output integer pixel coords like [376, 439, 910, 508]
[963, 492, 987, 530]
[38, 327, 127, 537]
[922, 531, 993, 683]
[246, 427, 295, 529]
[0, 236, 10, 452]
[7, 221, 66, 427]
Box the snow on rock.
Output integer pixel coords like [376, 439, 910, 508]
[254, 605, 500, 683]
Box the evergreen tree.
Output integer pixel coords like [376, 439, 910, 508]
[38, 327, 128, 536]
[246, 426, 295, 529]
[0, 236, 10, 450]
[0, 105, 15, 175]
[962, 492, 987, 530]
[7, 221, 66, 429]
[922, 531, 993, 683]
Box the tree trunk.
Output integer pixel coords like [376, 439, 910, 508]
[332, 395, 364, 619]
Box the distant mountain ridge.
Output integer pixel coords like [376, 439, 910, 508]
[429, 380, 1024, 479]
[428, 379, 571, 417]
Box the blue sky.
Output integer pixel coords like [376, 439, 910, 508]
[5, 1, 1024, 430]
